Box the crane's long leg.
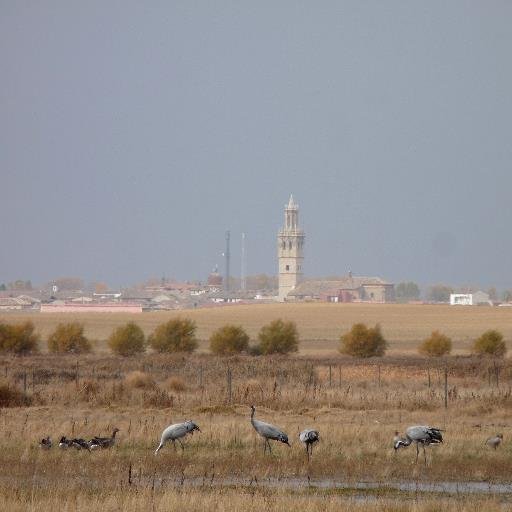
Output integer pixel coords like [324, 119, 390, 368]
[415, 443, 419, 464]
[172, 440, 177, 451]
[267, 439, 273, 454]
[263, 439, 267, 454]
[423, 445, 427, 465]
[178, 439, 185, 451]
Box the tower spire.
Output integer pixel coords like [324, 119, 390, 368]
[277, 195, 305, 301]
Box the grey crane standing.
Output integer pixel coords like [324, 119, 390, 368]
[394, 425, 443, 464]
[250, 405, 290, 454]
[155, 420, 201, 454]
[299, 429, 319, 459]
[486, 433, 503, 450]
[393, 431, 402, 454]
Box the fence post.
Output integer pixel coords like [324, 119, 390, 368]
[227, 367, 232, 403]
[444, 367, 448, 409]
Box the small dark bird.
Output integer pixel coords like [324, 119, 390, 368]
[92, 428, 120, 449]
[71, 438, 90, 450]
[59, 436, 73, 449]
[39, 436, 52, 449]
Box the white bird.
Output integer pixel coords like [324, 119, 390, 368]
[299, 429, 319, 459]
[250, 405, 290, 454]
[394, 425, 443, 464]
[155, 420, 201, 454]
[39, 436, 52, 449]
[486, 433, 503, 450]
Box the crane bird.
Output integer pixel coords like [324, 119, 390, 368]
[90, 428, 120, 449]
[250, 405, 290, 454]
[486, 433, 503, 450]
[299, 429, 319, 459]
[394, 425, 443, 464]
[39, 436, 52, 449]
[393, 431, 402, 453]
[155, 420, 201, 454]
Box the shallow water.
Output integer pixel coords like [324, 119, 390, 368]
[161, 476, 512, 495]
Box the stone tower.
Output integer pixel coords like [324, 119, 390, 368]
[278, 195, 305, 301]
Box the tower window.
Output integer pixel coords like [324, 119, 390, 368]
[282, 241, 286, 250]
[289, 241, 292, 250]
[285, 265, 290, 271]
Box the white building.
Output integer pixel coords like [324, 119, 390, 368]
[450, 291, 491, 306]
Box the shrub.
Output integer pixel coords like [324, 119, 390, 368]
[108, 322, 145, 356]
[0, 321, 39, 354]
[148, 318, 198, 353]
[165, 376, 187, 393]
[339, 323, 387, 358]
[473, 330, 506, 357]
[257, 319, 299, 355]
[0, 382, 32, 407]
[419, 331, 452, 357]
[125, 371, 156, 389]
[47, 322, 91, 353]
[210, 324, 249, 355]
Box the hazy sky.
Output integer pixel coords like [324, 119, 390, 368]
[1, 1, 511, 289]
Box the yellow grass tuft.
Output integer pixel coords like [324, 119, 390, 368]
[124, 371, 156, 389]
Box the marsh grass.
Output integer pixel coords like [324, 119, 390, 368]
[3, 348, 512, 509]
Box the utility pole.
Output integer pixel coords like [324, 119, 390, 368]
[225, 230, 231, 292]
[241, 232, 246, 291]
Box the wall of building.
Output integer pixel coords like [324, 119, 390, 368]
[41, 303, 143, 313]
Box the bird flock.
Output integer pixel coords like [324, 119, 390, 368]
[39, 428, 120, 451]
[38, 407, 504, 465]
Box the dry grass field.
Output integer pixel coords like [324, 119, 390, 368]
[2, 303, 512, 510]
[1, 302, 511, 355]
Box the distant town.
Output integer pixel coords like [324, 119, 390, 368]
[2, 196, 511, 312]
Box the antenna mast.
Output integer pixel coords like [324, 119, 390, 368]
[225, 230, 231, 292]
[241, 232, 246, 291]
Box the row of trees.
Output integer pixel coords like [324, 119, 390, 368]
[340, 323, 507, 358]
[0, 319, 507, 359]
[108, 318, 299, 356]
[395, 282, 512, 303]
[0, 318, 299, 356]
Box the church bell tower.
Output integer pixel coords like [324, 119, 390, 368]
[278, 195, 305, 301]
